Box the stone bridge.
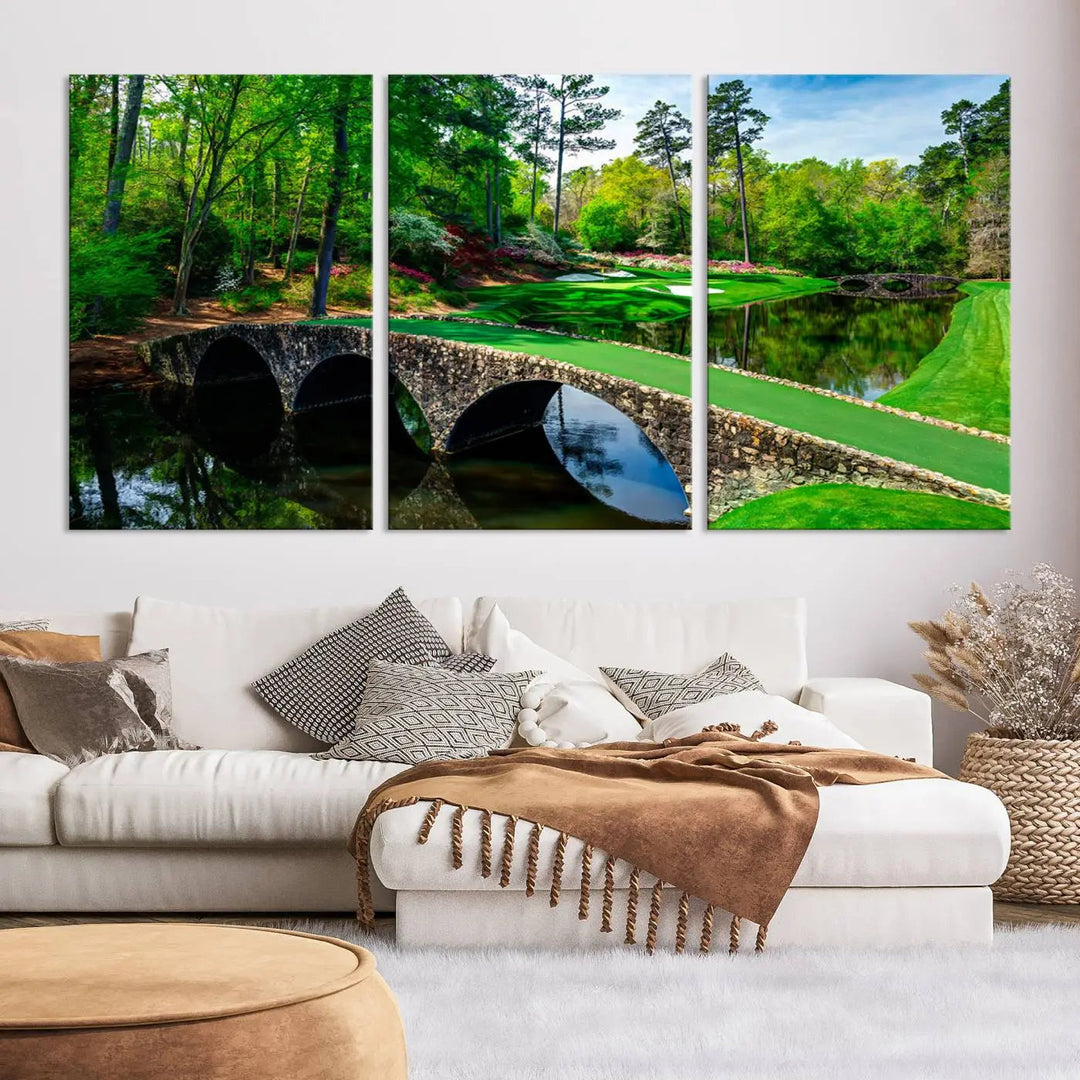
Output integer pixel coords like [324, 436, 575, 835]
[138, 323, 374, 412]
[138, 322, 692, 490]
[832, 273, 961, 300]
[387, 331, 692, 489]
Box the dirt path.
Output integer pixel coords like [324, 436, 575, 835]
[70, 297, 370, 391]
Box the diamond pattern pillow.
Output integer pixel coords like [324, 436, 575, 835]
[313, 661, 539, 765]
[599, 654, 764, 721]
[252, 587, 468, 745]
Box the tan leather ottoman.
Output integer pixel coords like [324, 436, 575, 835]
[0, 923, 406, 1080]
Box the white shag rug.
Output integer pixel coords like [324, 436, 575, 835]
[258, 919, 1080, 1080]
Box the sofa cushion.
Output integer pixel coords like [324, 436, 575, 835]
[54, 750, 408, 847]
[370, 777, 1011, 891]
[127, 596, 464, 752]
[470, 597, 808, 701]
[0, 752, 69, 845]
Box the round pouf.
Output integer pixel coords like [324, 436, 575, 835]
[0, 923, 407, 1080]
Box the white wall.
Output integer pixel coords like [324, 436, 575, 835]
[1, 0, 1077, 773]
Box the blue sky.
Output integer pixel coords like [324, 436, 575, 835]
[708, 75, 1006, 166]
[545, 75, 692, 171]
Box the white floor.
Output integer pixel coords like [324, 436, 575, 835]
[268, 918, 1080, 1080]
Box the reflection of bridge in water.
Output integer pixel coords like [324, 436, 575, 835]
[832, 273, 960, 300]
[140, 323, 693, 492]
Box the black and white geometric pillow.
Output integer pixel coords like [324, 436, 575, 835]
[0, 620, 49, 632]
[252, 587, 462, 745]
[313, 660, 539, 765]
[599, 654, 764, 721]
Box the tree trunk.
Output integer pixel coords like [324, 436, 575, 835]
[268, 159, 282, 266]
[485, 170, 493, 240]
[102, 75, 145, 236]
[553, 97, 567, 236]
[493, 153, 502, 246]
[309, 82, 352, 318]
[733, 119, 751, 263]
[243, 172, 258, 286]
[106, 75, 120, 177]
[176, 84, 192, 204]
[285, 163, 312, 283]
[662, 126, 688, 249]
[529, 103, 542, 221]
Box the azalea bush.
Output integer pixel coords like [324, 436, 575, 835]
[911, 564, 1080, 740]
[390, 263, 435, 285]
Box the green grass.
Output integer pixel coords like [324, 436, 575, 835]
[711, 484, 1010, 530]
[877, 282, 1010, 435]
[706, 272, 836, 307]
[708, 361, 1009, 493]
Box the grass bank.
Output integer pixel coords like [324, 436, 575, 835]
[706, 272, 836, 308]
[711, 484, 1009, 530]
[878, 282, 1010, 435]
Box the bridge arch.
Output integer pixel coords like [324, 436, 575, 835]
[832, 273, 960, 300]
[444, 380, 562, 453]
[194, 335, 274, 385]
[293, 352, 372, 412]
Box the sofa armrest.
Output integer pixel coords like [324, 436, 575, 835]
[798, 678, 934, 765]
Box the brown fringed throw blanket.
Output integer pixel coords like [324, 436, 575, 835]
[349, 730, 944, 954]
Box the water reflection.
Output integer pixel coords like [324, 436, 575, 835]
[708, 292, 957, 401]
[69, 379, 372, 530]
[389, 385, 689, 530]
[522, 316, 691, 356]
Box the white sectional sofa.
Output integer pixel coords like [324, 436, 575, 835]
[0, 595, 1010, 949]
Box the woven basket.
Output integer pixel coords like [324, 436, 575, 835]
[958, 731, 1080, 903]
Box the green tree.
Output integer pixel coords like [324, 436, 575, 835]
[547, 76, 620, 235]
[634, 100, 691, 249]
[512, 75, 557, 222]
[708, 80, 769, 262]
[941, 98, 980, 179]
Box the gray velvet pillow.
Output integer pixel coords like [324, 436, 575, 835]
[0, 649, 184, 764]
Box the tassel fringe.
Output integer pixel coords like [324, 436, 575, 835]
[625, 866, 640, 945]
[417, 799, 444, 844]
[526, 823, 543, 897]
[675, 891, 690, 954]
[700, 904, 714, 954]
[750, 720, 779, 742]
[480, 810, 493, 878]
[550, 832, 568, 907]
[578, 843, 593, 920]
[646, 880, 664, 955]
[500, 815, 518, 888]
[601, 854, 617, 933]
[358, 800, 775, 958]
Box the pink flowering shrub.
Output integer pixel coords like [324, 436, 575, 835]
[587, 250, 802, 276]
[390, 263, 435, 285]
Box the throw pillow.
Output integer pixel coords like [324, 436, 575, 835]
[0, 620, 49, 632]
[517, 681, 643, 748]
[0, 650, 183, 764]
[640, 692, 864, 749]
[0, 631, 102, 751]
[600, 654, 764, 721]
[252, 587, 460, 745]
[314, 661, 539, 765]
[471, 605, 640, 747]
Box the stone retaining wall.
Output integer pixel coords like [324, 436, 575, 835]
[708, 405, 1009, 521]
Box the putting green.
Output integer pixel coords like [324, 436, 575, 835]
[317, 316, 1008, 493]
[878, 282, 1010, 435]
[710, 484, 1010, 530]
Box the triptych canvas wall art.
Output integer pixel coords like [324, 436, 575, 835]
[68, 73, 1010, 532]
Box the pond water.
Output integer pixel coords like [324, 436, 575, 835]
[69, 379, 372, 529]
[521, 316, 691, 356]
[708, 292, 957, 401]
[389, 385, 689, 530]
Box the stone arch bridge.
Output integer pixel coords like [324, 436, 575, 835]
[832, 273, 960, 300]
[138, 322, 692, 489]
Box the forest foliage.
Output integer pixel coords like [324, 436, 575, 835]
[707, 79, 1010, 278]
[69, 74, 373, 338]
[388, 75, 692, 281]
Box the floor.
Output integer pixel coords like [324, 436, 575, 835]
[2, 904, 1078, 932]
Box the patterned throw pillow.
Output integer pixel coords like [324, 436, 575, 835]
[599, 654, 764, 721]
[0, 620, 49, 632]
[252, 588, 466, 745]
[313, 661, 539, 765]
